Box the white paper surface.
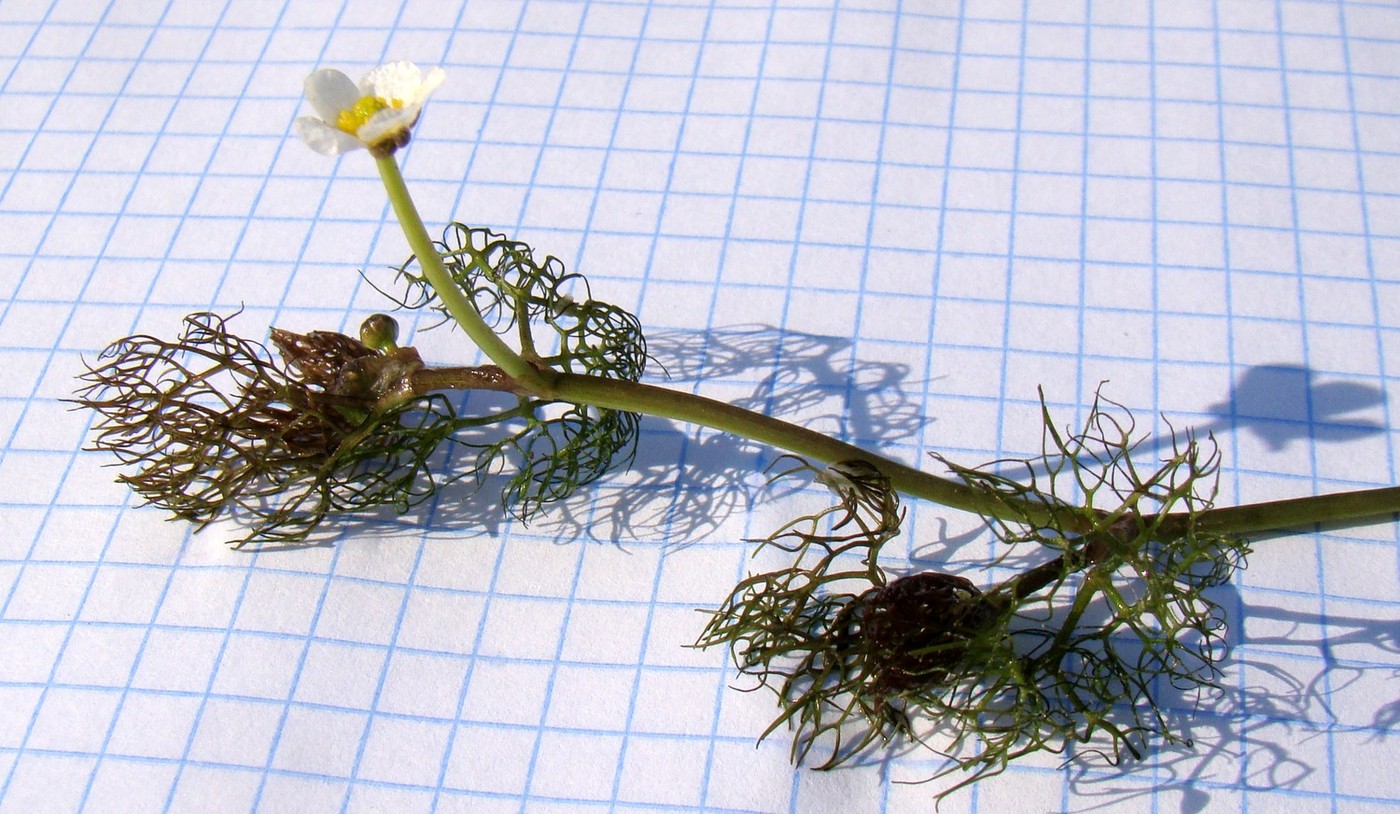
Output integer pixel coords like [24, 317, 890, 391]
[1, 1, 1398, 812]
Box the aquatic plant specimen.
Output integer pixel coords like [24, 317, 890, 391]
[697, 401, 1248, 797]
[71, 60, 1400, 797]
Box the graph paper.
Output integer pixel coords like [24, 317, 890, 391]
[1, 0, 1397, 811]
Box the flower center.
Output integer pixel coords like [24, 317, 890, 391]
[336, 95, 404, 135]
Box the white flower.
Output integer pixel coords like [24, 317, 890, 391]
[295, 61, 446, 157]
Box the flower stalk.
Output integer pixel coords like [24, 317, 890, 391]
[313, 63, 1400, 540]
[280, 60, 1400, 541]
[374, 156, 557, 395]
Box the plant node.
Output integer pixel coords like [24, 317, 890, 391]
[697, 391, 1252, 799]
[73, 312, 465, 547]
[75, 227, 655, 544]
[861, 571, 999, 695]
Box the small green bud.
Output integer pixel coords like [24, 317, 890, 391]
[360, 314, 399, 351]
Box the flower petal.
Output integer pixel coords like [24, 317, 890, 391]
[298, 62, 446, 157]
[304, 68, 360, 124]
[415, 67, 447, 102]
[358, 60, 425, 102]
[294, 117, 364, 155]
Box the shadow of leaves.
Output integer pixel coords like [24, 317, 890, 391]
[299, 324, 930, 548]
[1062, 583, 1398, 811]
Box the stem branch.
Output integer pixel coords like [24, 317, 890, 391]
[412, 363, 1400, 539]
[375, 156, 556, 394]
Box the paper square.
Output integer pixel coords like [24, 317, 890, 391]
[356, 716, 453, 786]
[106, 690, 202, 760]
[459, 657, 552, 727]
[292, 640, 387, 710]
[27, 686, 121, 753]
[211, 631, 304, 700]
[187, 697, 282, 767]
[270, 705, 366, 778]
[373, 650, 468, 719]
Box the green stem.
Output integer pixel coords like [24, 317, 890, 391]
[369, 153, 1399, 546]
[374, 155, 556, 394]
[412, 364, 1400, 539]
[979, 486, 1400, 606]
[1161, 485, 1400, 537]
[540, 369, 1068, 528]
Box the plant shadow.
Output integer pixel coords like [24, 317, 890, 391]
[562, 325, 931, 546]
[1062, 581, 1398, 812]
[1112, 363, 1383, 462]
[980, 363, 1386, 497]
[1201, 364, 1387, 451]
[268, 324, 932, 550]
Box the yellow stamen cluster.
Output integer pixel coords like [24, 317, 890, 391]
[336, 96, 403, 135]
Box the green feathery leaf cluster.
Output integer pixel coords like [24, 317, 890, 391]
[74, 312, 473, 547]
[696, 393, 1250, 799]
[391, 223, 647, 519]
[75, 225, 649, 545]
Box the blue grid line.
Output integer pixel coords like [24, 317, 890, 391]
[2, 2, 1399, 812]
[652, 0, 810, 806]
[1143, 1, 1171, 798]
[114, 11, 288, 804]
[417, 0, 563, 807]
[837, 0, 897, 457]
[8, 41, 1398, 79]
[688, 7, 780, 806]
[1062, 10, 1093, 810]
[420, 0, 596, 801]
[0, 37, 1356, 66]
[310, 8, 486, 811]
[452, 4, 627, 812]
[194, 4, 362, 811]
[25, 5, 312, 808]
[10, 195, 1400, 241]
[6, 656, 1392, 757]
[210, 1, 392, 806]
[984, 0, 1032, 803]
[1212, 1, 1254, 796]
[6, 221, 1398, 290]
[0, 321, 1390, 392]
[1273, 4, 1338, 807]
[10, 128, 1400, 189]
[584, 0, 722, 807]
[918, 0, 965, 577]
[760, 3, 875, 810]
[1338, 3, 1399, 488]
[865, 5, 909, 808]
[6, 78, 1400, 129]
[0, 0, 178, 801]
[172, 171, 1373, 216]
[241, 558, 351, 807]
[3, 6, 1394, 48]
